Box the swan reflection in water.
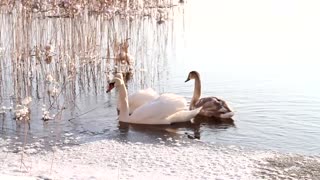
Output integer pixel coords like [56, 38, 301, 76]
[117, 116, 235, 142]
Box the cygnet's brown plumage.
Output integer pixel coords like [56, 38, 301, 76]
[185, 71, 234, 119]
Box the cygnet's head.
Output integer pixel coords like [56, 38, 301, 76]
[185, 71, 200, 82]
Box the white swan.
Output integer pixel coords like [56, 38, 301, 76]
[185, 71, 234, 119]
[107, 74, 202, 125]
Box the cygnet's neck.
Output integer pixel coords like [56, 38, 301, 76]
[190, 75, 201, 110]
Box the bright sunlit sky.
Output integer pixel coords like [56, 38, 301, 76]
[175, 0, 320, 70]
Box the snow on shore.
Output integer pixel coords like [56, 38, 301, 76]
[1, 139, 319, 179]
[1, 139, 265, 180]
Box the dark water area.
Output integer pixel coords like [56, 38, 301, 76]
[1, 0, 320, 157]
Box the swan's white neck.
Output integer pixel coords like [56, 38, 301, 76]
[117, 82, 130, 122]
[190, 75, 201, 110]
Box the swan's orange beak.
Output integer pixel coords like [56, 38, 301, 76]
[106, 82, 115, 93]
[185, 78, 190, 83]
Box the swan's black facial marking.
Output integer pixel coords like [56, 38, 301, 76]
[185, 71, 193, 82]
[106, 82, 115, 93]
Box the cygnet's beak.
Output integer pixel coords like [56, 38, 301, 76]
[106, 82, 115, 93]
[184, 78, 190, 83]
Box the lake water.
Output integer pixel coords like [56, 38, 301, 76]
[1, 0, 320, 158]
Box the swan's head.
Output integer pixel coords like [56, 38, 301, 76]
[185, 71, 200, 82]
[106, 73, 124, 93]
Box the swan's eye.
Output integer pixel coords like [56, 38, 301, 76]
[106, 82, 115, 93]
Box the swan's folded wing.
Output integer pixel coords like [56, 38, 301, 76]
[117, 88, 160, 114]
[195, 97, 219, 108]
[128, 88, 159, 113]
[196, 97, 234, 118]
[131, 88, 159, 99]
[195, 97, 233, 110]
[157, 93, 188, 112]
[216, 98, 233, 112]
[128, 93, 188, 124]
